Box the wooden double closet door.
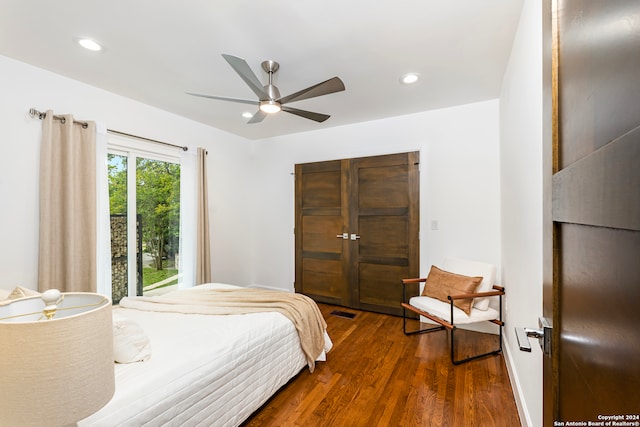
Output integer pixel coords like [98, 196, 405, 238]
[294, 152, 419, 316]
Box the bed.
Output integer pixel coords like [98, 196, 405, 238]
[78, 283, 332, 427]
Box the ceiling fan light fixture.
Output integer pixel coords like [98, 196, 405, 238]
[259, 100, 281, 114]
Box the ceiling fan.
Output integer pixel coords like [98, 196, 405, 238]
[187, 54, 345, 124]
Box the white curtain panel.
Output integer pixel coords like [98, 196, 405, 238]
[179, 148, 197, 289]
[96, 123, 113, 299]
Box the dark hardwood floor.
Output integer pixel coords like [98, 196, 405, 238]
[243, 303, 521, 427]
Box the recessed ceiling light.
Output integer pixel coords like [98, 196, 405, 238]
[400, 73, 420, 85]
[242, 112, 253, 119]
[77, 38, 103, 52]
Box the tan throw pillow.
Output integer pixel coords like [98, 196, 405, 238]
[421, 266, 483, 315]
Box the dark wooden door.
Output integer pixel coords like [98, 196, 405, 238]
[294, 159, 349, 307]
[544, 0, 640, 424]
[295, 152, 419, 316]
[349, 152, 420, 316]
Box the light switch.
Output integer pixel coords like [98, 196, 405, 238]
[431, 220, 439, 230]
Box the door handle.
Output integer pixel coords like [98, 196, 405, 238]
[336, 233, 360, 240]
[515, 317, 552, 355]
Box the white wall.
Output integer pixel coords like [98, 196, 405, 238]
[499, 1, 544, 426]
[0, 54, 253, 290]
[248, 100, 502, 291]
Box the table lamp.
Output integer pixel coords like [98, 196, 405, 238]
[0, 289, 115, 426]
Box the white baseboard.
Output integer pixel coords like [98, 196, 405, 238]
[502, 337, 533, 427]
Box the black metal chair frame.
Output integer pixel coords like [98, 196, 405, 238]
[401, 277, 505, 365]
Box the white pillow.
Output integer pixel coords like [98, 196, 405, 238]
[7, 286, 41, 300]
[112, 314, 152, 363]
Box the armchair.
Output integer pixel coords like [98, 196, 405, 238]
[401, 258, 505, 364]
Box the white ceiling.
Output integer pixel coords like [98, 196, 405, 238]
[0, 1, 524, 140]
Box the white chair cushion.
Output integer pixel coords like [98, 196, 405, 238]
[409, 295, 499, 325]
[442, 258, 496, 311]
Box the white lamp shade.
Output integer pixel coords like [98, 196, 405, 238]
[0, 293, 115, 426]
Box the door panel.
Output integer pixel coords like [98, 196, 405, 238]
[301, 216, 343, 253]
[552, 130, 640, 231]
[351, 152, 419, 316]
[295, 160, 348, 306]
[299, 216, 345, 302]
[358, 263, 409, 313]
[558, 224, 640, 418]
[301, 170, 342, 208]
[557, 1, 640, 169]
[358, 216, 409, 260]
[295, 152, 419, 316]
[544, 0, 640, 422]
[301, 258, 345, 300]
[358, 164, 410, 209]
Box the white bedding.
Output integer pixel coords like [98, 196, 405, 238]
[79, 284, 331, 427]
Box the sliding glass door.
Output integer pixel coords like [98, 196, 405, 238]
[107, 148, 181, 303]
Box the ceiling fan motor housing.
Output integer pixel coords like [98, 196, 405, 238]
[264, 83, 281, 100]
[262, 60, 281, 100]
[261, 60, 280, 74]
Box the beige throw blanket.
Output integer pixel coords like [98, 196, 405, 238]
[119, 287, 328, 372]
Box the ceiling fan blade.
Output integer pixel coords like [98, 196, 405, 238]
[282, 106, 331, 123]
[221, 54, 268, 99]
[247, 110, 268, 124]
[186, 92, 259, 106]
[278, 77, 345, 105]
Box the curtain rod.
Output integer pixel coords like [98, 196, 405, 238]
[106, 129, 188, 151]
[28, 108, 188, 151]
[29, 108, 89, 129]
